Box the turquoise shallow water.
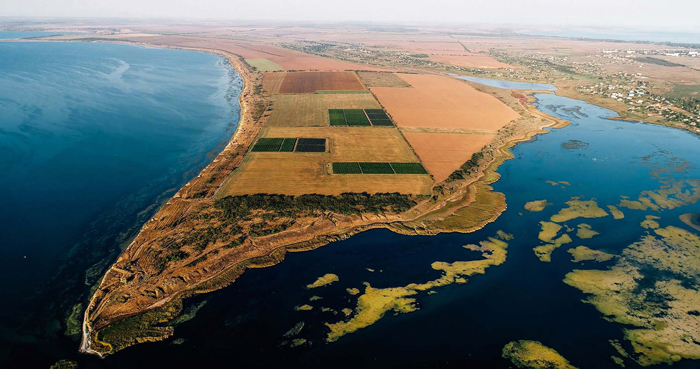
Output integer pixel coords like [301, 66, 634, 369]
[0, 39, 241, 365]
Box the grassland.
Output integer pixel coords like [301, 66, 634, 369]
[279, 71, 365, 94]
[262, 72, 286, 94]
[266, 94, 381, 127]
[356, 71, 412, 87]
[245, 58, 284, 72]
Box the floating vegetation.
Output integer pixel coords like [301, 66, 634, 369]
[524, 200, 553, 212]
[576, 223, 599, 239]
[502, 340, 578, 369]
[346, 288, 360, 296]
[341, 308, 353, 316]
[290, 338, 307, 347]
[607, 205, 625, 220]
[568, 246, 615, 263]
[533, 234, 573, 262]
[546, 180, 571, 187]
[306, 273, 339, 289]
[309, 295, 323, 301]
[550, 198, 608, 223]
[679, 213, 700, 232]
[538, 221, 562, 243]
[619, 179, 700, 212]
[561, 140, 590, 150]
[295, 304, 313, 311]
[284, 322, 305, 338]
[50, 360, 79, 369]
[564, 226, 700, 366]
[325, 232, 512, 342]
[640, 215, 660, 229]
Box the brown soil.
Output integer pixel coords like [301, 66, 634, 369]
[278, 71, 365, 94]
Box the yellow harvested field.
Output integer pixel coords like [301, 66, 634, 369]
[245, 58, 284, 72]
[267, 94, 381, 127]
[372, 74, 519, 132]
[356, 72, 411, 87]
[262, 72, 286, 94]
[219, 127, 433, 196]
[403, 133, 496, 182]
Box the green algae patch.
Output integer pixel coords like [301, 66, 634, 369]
[325, 232, 512, 342]
[564, 226, 700, 366]
[502, 340, 578, 369]
[576, 223, 599, 239]
[284, 322, 305, 338]
[306, 273, 339, 289]
[524, 200, 553, 212]
[50, 360, 79, 369]
[290, 338, 307, 347]
[295, 304, 313, 311]
[619, 179, 700, 212]
[550, 198, 608, 223]
[309, 295, 323, 301]
[568, 246, 615, 263]
[640, 215, 660, 229]
[533, 234, 573, 262]
[608, 205, 625, 220]
[346, 288, 360, 296]
[538, 221, 562, 243]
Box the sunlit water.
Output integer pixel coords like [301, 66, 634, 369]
[0, 39, 241, 366]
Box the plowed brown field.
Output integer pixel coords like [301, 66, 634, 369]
[279, 72, 365, 94]
[403, 132, 496, 182]
[372, 74, 519, 131]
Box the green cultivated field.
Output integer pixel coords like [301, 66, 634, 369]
[252, 137, 326, 152]
[328, 109, 395, 127]
[245, 58, 284, 72]
[332, 162, 428, 175]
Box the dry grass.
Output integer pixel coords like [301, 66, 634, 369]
[219, 126, 432, 195]
[267, 94, 381, 127]
[372, 74, 519, 131]
[428, 53, 514, 69]
[262, 72, 286, 94]
[357, 72, 411, 87]
[279, 72, 365, 94]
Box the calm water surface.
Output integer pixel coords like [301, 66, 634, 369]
[0, 38, 241, 366]
[452, 75, 558, 90]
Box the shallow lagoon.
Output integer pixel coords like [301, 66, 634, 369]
[80, 82, 699, 368]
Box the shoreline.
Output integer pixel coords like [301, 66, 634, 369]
[24, 37, 569, 356]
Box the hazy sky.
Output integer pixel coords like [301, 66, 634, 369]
[1, 0, 699, 30]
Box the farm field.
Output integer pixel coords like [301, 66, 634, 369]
[250, 137, 327, 152]
[356, 71, 412, 87]
[219, 126, 431, 195]
[329, 109, 394, 126]
[262, 72, 286, 94]
[266, 94, 381, 127]
[402, 132, 496, 182]
[279, 71, 365, 94]
[245, 58, 284, 72]
[371, 73, 519, 132]
[332, 162, 428, 174]
[428, 53, 514, 69]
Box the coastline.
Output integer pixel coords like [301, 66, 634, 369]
[77, 41, 269, 356]
[21, 37, 570, 356]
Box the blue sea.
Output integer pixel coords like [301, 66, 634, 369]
[522, 28, 700, 45]
[0, 38, 241, 365]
